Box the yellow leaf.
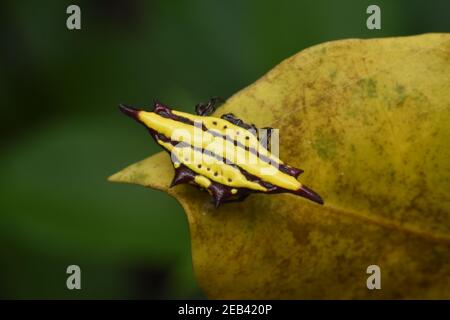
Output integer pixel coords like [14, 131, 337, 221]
[109, 34, 450, 299]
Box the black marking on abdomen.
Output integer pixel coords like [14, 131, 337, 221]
[152, 102, 302, 178]
[154, 132, 276, 191]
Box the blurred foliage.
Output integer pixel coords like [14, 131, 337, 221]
[0, 0, 449, 299]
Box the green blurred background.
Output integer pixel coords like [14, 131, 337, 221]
[0, 0, 448, 299]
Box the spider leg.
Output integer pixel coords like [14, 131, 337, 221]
[195, 96, 224, 116]
[219, 192, 251, 205]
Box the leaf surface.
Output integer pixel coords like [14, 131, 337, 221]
[110, 34, 450, 299]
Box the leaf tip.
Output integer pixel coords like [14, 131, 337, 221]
[107, 171, 125, 183]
